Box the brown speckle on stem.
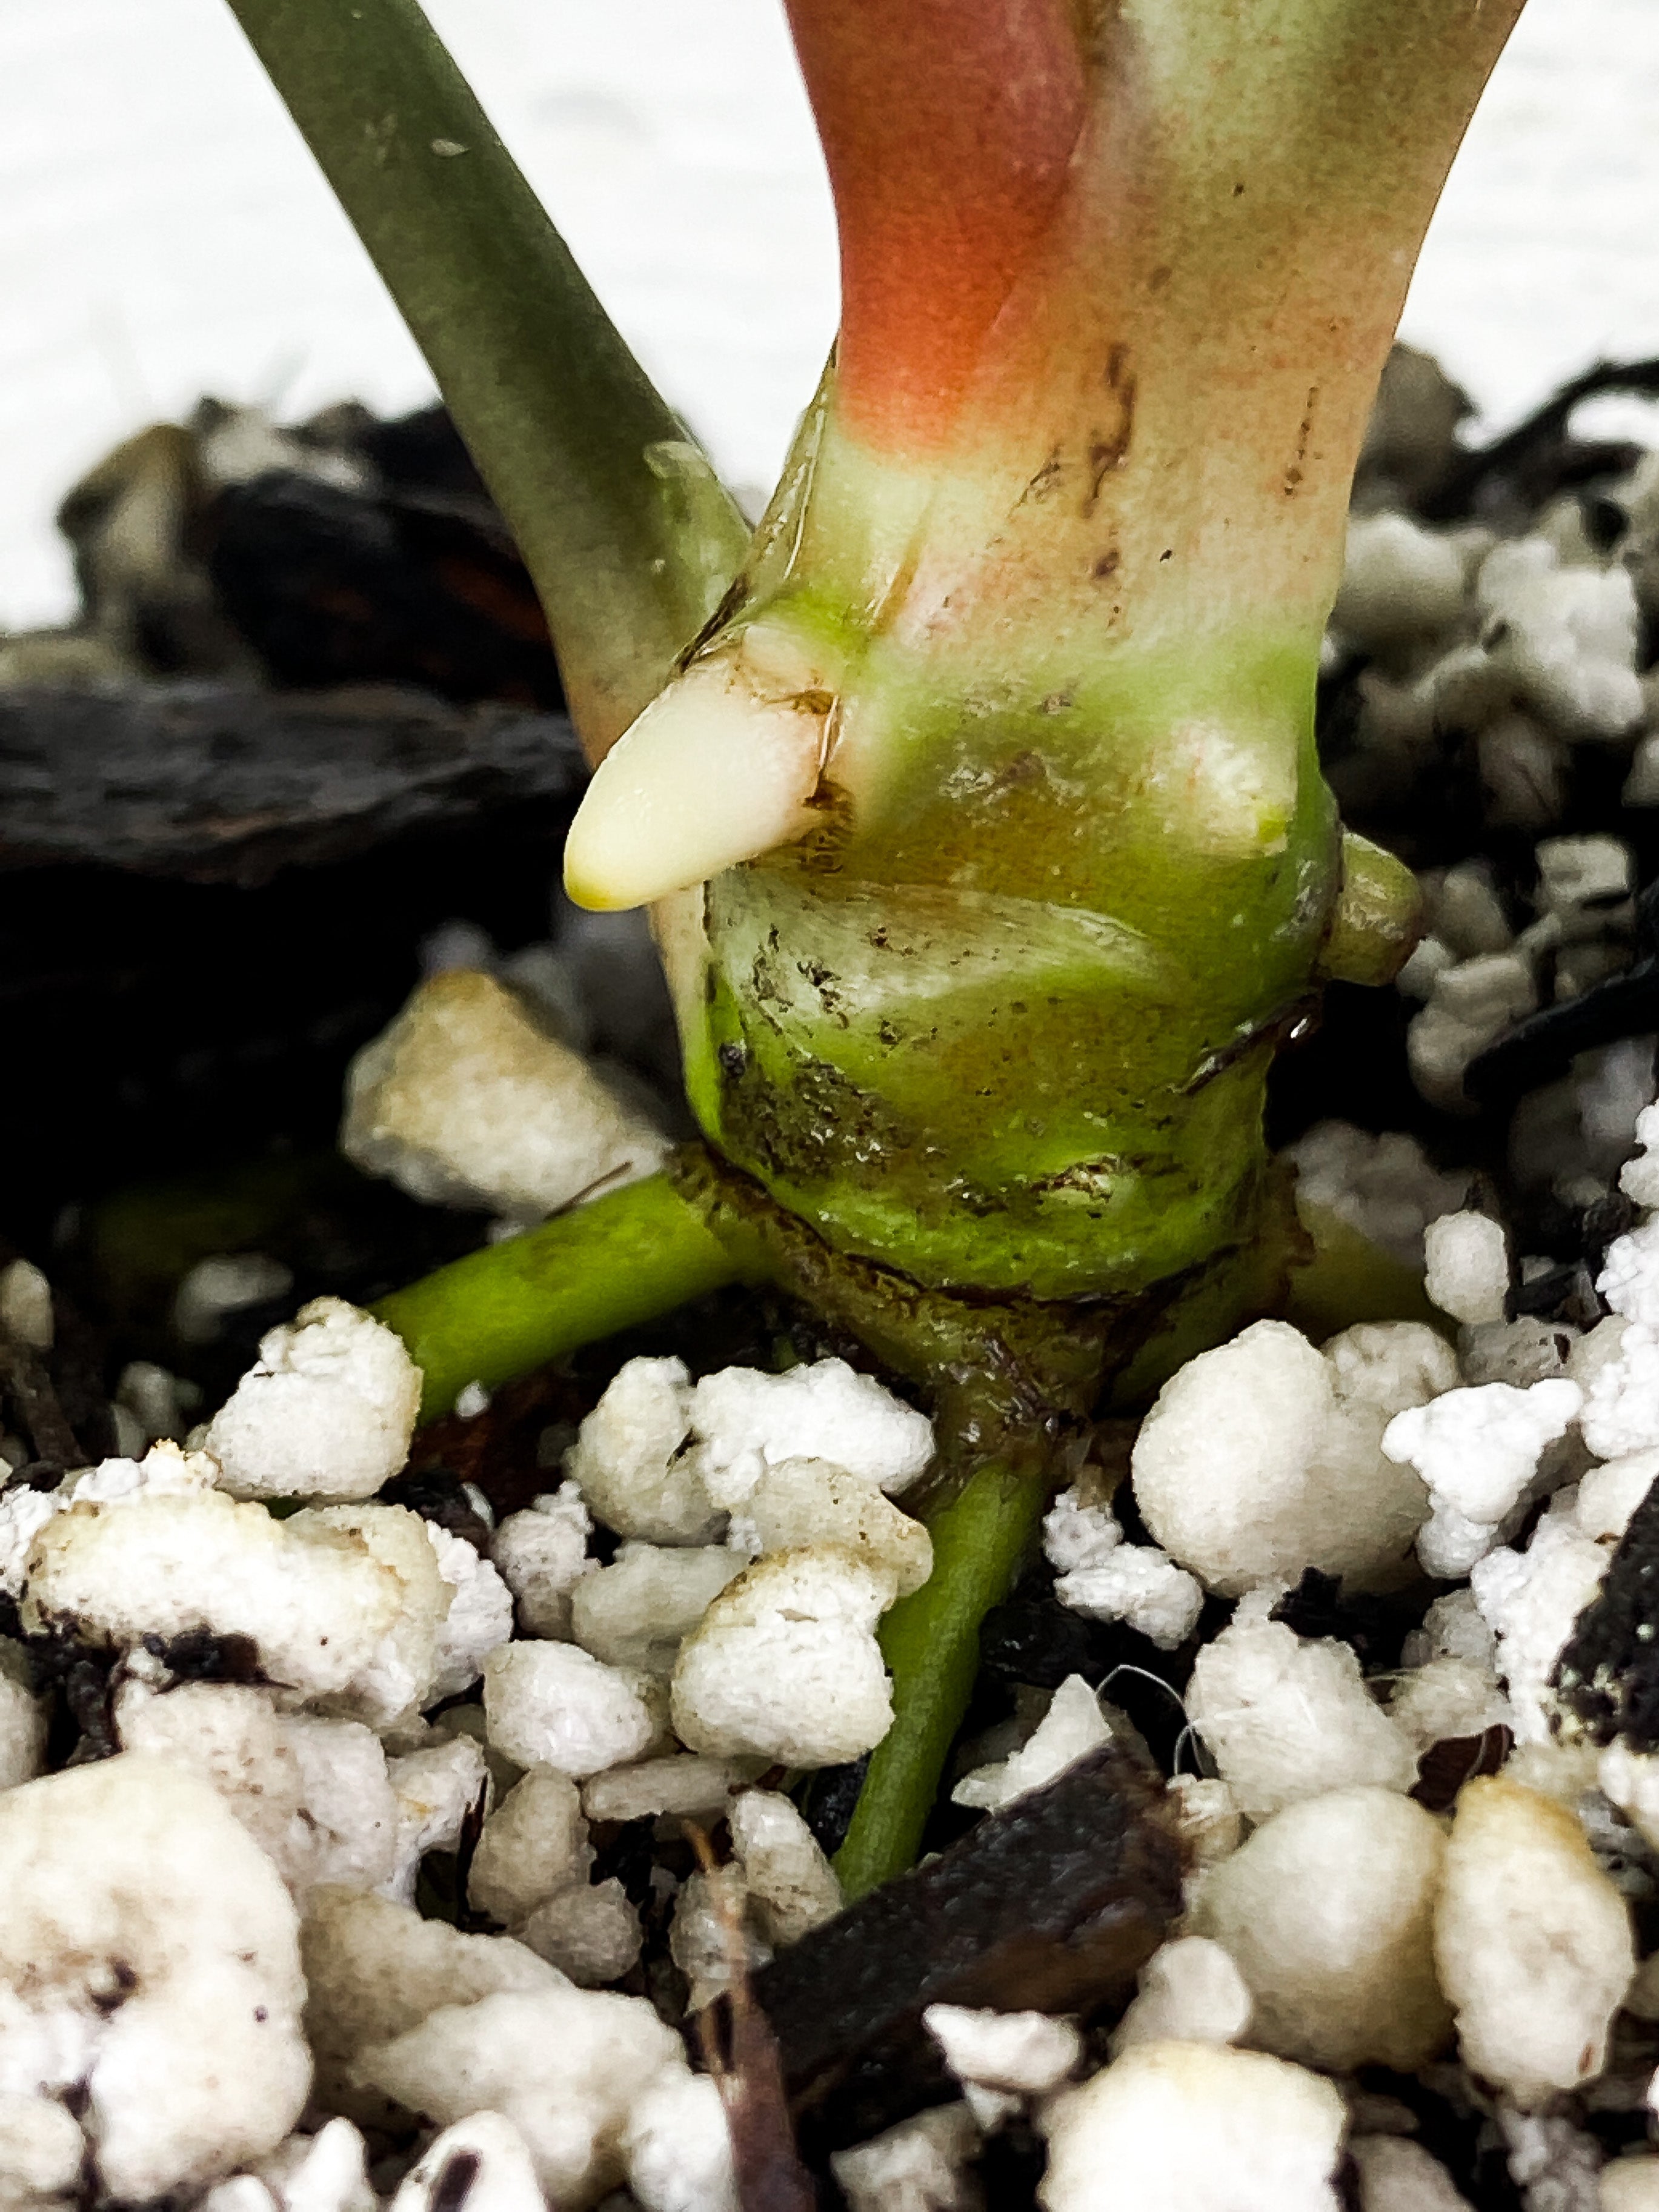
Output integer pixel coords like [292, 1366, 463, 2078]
[1284, 385, 1318, 496]
[1083, 346, 1137, 514]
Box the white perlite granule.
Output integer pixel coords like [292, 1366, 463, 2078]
[623, 2068, 739, 2212]
[832, 2104, 980, 2212]
[1108, 1938, 1252, 2056]
[1383, 1375, 1581, 1578]
[565, 1354, 934, 1546]
[570, 1542, 745, 1677]
[341, 967, 668, 1222]
[253, 2115, 375, 2212]
[299, 1888, 562, 2125]
[1386, 1655, 1511, 1753]
[425, 1521, 514, 1699]
[1602, 2159, 1659, 2212]
[357, 1986, 687, 2210]
[1473, 540, 1644, 743]
[0, 2094, 93, 2206]
[1042, 1489, 1202, 1650]
[1600, 1221, 1659, 1329]
[482, 1642, 657, 1778]
[1185, 1604, 1417, 1818]
[671, 1546, 896, 1767]
[1423, 1210, 1510, 1325]
[1471, 1506, 1612, 1742]
[1333, 512, 1467, 650]
[952, 1675, 1111, 1813]
[564, 1357, 723, 1545]
[0, 1754, 308, 2201]
[468, 1766, 590, 1925]
[0, 1258, 53, 1350]
[922, 2005, 1081, 2097]
[490, 1483, 595, 1637]
[25, 1491, 450, 1727]
[1131, 1320, 1443, 1595]
[514, 1878, 643, 1987]
[113, 1679, 402, 1899]
[382, 1736, 490, 1907]
[728, 1457, 933, 1595]
[1191, 1786, 1451, 2073]
[0, 1635, 45, 1789]
[728, 1787, 843, 1947]
[1580, 1326, 1659, 1461]
[1287, 1121, 1471, 1268]
[1434, 1776, 1634, 2105]
[388, 2113, 545, 2212]
[204, 1297, 422, 1504]
[1038, 2041, 1348, 2212]
[684, 1358, 934, 1506]
[1348, 2136, 1477, 2212]
[581, 1753, 761, 1824]
[1621, 1102, 1659, 1211]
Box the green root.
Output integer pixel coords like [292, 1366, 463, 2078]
[373, 1171, 764, 1422]
[833, 1453, 1053, 1900]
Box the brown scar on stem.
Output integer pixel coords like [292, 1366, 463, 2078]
[1017, 448, 1066, 507]
[1283, 385, 1318, 497]
[1092, 548, 1121, 581]
[1083, 345, 1137, 517]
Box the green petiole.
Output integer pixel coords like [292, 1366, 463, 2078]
[373, 1170, 765, 1424]
[834, 1453, 1054, 1900]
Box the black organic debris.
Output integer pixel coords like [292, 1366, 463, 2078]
[0, 683, 582, 886]
[1553, 1477, 1659, 1750]
[720, 1743, 1182, 2151]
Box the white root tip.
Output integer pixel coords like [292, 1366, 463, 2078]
[563, 648, 830, 911]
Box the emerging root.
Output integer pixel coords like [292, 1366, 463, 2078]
[564, 617, 836, 910]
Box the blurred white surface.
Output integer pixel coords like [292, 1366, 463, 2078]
[0, 0, 1655, 628]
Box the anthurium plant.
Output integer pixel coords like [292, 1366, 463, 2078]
[228, 0, 1522, 1889]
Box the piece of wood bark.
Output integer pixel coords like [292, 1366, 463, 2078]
[0, 682, 583, 887]
[719, 1743, 1183, 2152]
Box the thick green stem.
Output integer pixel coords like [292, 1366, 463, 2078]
[834, 1453, 1052, 1899]
[373, 1172, 764, 1423]
[223, 0, 750, 755]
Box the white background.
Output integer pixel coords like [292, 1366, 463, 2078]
[1, 0, 1657, 629]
